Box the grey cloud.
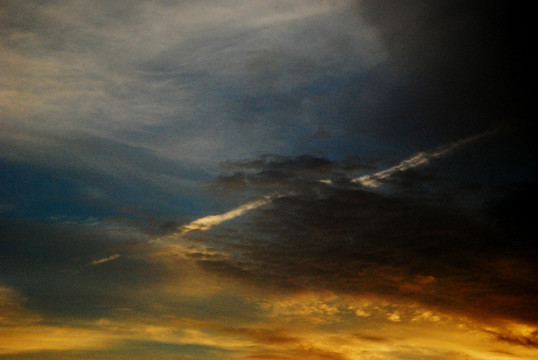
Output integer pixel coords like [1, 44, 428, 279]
[3, 0, 531, 179]
[212, 155, 373, 195]
[1, 0, 389, 173]
[0, 218, 168, 319]
[0, 216, 267, 323]
[1, 133, 213, 219]
[224, 154, 342, 173]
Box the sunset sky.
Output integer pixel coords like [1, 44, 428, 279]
[1, 1, 536, 359]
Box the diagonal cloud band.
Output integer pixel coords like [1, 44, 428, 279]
[176, 193, 287, 234]
[164, 128, 500, 235]
[351, 128, 500, 188]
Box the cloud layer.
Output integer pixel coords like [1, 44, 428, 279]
[1, 0, 535, 359]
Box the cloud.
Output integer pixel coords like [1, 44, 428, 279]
[173, 194, 283, 234]
[0, 0, 389, 222]
[484, 323, 538, 349]
[1, 197, 537, 359]
[90, 254, 120, 265]
[191, 179, 538, 325]
[0, 285, 122, 354]
[1, 1, 535, 359]
[0, 0, 384, 170]
[352, 128, 499, 188]
[213, 154, 371, 194]
[495, 332, 538, 348]
[0, 137, 212, 219]
[222, 154, 337, 174]
[243, 349, 350, 360]
[0, 217, 170, 319]
[215, 326, 300, 346]
[177, 127, 536, 330]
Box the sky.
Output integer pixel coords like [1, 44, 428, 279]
[0, 1, 536, 359]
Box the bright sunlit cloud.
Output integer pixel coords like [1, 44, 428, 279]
[176, 193, 284, 234]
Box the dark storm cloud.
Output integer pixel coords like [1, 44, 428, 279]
[195, 176, 538, 324]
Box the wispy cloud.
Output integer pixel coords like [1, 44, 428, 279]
[352, 128, 499, 188]
[90, 254, 121, 266]
[0, 0, 378, 168]
[177, 194, 284, 234]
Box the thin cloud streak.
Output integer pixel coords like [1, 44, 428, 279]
[352, 128, 499, 188]
[177, 193, 285, 234]
[90, 254, 121, 266]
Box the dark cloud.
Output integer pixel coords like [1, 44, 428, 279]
[494, 332, 538, 349]
[0, 216, 267, 324]
[222, 154, 375, 175]
[484, 326, 538, 349]
[0, 218, 167, 319]
[0, 341, 232, 360]
[212, 155, 373, 195]
[223, 154, 336, 173]
[243, 348, 350, 360]
[195, 178, 538, 324]
[352, 333, 391, 343]
[215, 326, 300, 345]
